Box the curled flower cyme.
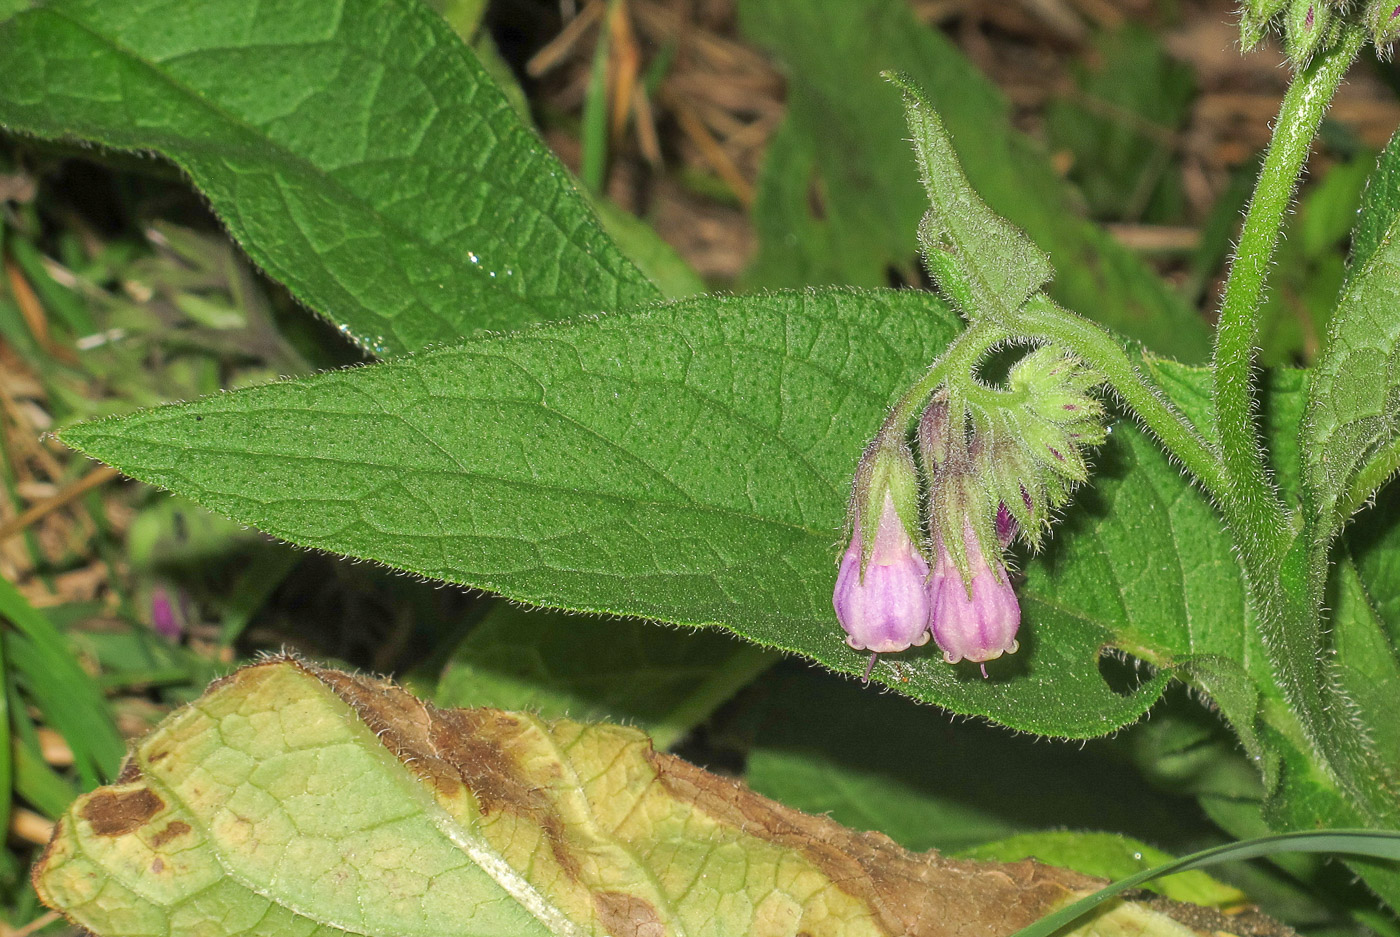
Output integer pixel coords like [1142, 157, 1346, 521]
[833, 493, 932, 682]
[929, 523, 1021, 677]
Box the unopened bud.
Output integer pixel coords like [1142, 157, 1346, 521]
[1368, 0, 1400, 47]
[1285, 0, 1332, 62]
[917, 391, 954, 469]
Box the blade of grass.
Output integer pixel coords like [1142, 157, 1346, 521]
[581, 0, 616, 193]
[9, 682, 78, 817]
[7, 236, 94, 337]
[0, 598, 12, 852]
[1012, 831, 1400, 937]
[12, 741, 76, 819]
[0, 577, 123, 787]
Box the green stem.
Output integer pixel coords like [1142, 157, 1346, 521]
[884, 318, 1007, 430]
[1211, 28, 1363, 555]
[1014, 296, 1231, 503]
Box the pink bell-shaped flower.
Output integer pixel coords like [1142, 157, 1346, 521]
[833, 493, 932, 663]
[928, 523, 1020, 674]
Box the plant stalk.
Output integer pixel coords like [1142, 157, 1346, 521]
[884, 317, 1007, 431]
[1210, 27, 1364, 559]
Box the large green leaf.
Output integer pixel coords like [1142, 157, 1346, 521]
[34, 658, 1286, 937]
[741, 668, 1219, 857]
[1349, 481, 1400, 646]
[0, 0, 659, 355]
[1348, 129, 1400, 280]
[1302, 134, 1400, 538]
[1334, 127, 1400, 707]
[738, 0, 1211, 362]
[64, 287, 1181, 738]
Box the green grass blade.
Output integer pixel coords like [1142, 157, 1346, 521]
[0, 0, 660, 355]
[1012, 830, 1400, 937]
[0, 577, 124, 787]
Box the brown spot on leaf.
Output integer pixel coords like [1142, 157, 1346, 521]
[79, 787, 163, 836]
[647, 748, 1101, 937]
[594, 891, 665, 937]
[151, 858, 164, 874]
[150, 820, 191, 847]
[310, 664, 582, 882]
[196, 660, 1292, 937]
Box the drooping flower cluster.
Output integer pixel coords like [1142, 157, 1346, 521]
[833, 345, 1105, 681]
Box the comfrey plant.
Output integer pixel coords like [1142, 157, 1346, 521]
[5, 0, 1400, 930]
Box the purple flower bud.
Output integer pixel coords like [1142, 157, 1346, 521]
[928, 524, 1020, 673]
[834, 494, 932, 659]
[918, 392, 952, 469]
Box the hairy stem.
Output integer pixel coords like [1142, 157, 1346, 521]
[1211, 28, 1363, 558]
[884, 317, 1008, 431]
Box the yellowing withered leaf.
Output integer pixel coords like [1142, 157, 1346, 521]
[35, 659, 1290, 937]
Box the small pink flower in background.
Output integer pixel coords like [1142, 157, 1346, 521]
[149, 583, 188, 642]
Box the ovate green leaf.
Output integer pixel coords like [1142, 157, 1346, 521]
[436, 604, 774, 750]
[62, 288, 1165, 738]
[0, 0, 659, 355]
[738, 0, 1211, 361]
[1300, 200, 1400, 539]
[1348, 128, 1400, 280]
[742, 669, 1215, 856]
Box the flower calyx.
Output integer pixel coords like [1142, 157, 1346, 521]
[921, 347, 1106, 566]
[848, 430, 923, 573]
